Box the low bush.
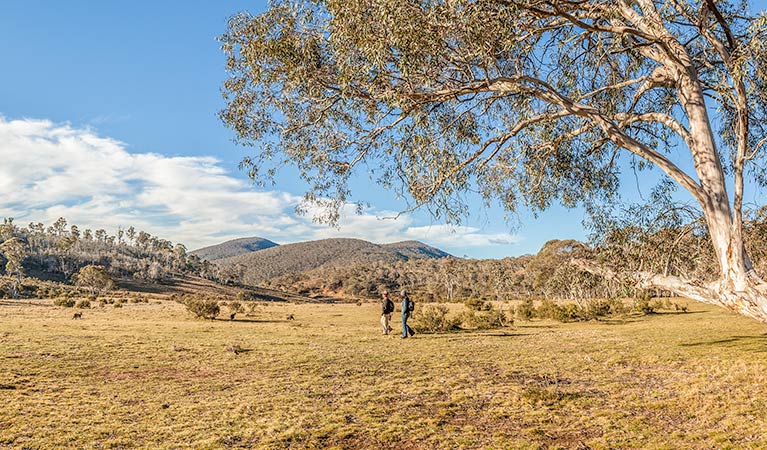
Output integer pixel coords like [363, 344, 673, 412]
[516, 299, 535, 320]
[633, 298, 655, 314]
[183, 296, 220, 319]
[75, 299, 91, 309]
[464, 298, 492, 312]
[535, 299, 562, 320]
[54, 297, 76, 308]
[459, 308, 509, 330]
[415, 304, 461, 333]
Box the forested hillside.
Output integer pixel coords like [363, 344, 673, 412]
[0, 217, 217, 294]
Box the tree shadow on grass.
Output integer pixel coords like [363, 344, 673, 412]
[681, 334, 767, 350]
[215, 318, 289, 324]
[597, 310, 706, 326]
[415, 329, 530, 339]
[0, 300, 53, 307]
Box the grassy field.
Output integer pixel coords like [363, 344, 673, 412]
[1, 297, 767, 449]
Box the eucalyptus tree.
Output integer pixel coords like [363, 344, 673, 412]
[0, 237, 26, 298]
[220, 0, 767, 321]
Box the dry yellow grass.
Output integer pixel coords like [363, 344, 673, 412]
[1, 297, 767, 449]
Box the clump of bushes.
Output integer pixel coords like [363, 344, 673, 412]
[414, 303, 511, 333]
[75, 299, 91, 309]
[415, 305, 461, 332]
[464, 298, 492, 312]
[459, 307, 509, 329]
[513, 297, 667, 322]
[125, 293, 149, 304]
[180, 295, 220, 319]
[54, 297, 76, 307]
[226, 301, 244, 319]
[515, 299, 535, 320]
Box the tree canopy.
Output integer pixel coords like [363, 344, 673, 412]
[220, 0, 767, 321]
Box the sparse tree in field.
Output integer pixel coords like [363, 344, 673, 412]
[221, 1, 767, 321]
[73, 264, 116, 294]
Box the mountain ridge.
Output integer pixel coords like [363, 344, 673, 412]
[190, 236, 279, 261]
[213, 237, 451, 284]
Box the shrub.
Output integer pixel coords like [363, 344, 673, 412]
[113, 300, 123, 308]
[227, 301, 244, 315]
[54, 297, 76, 308]
[459, 309, 508, 330]
[584, 299, 613, 319]
[72, 265, 116, 294]
[414, 304, 460, 333]
[515, 299, 535, 320]
[75, 299, 91, 309]
[556, 303, 583, 322]
[633, 298, 655, 314]
[535, 299, 562, 320]
[184, 296, 220, 319]
[464, 298, 492, 311]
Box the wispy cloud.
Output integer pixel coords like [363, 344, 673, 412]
[0, 116, 520, 253]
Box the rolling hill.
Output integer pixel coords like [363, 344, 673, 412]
[383, 240, 451, 260]
[190, 237, 279, 261]
[215, 237, 450, 285]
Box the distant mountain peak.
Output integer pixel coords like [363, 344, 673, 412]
[382, 240, 452, 260]
[190, 236, 279, 261]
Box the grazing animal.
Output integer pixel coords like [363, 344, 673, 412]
[287, 314, 295, 320]
[225, 344, 243, 355]
[72, 312, 82, 319]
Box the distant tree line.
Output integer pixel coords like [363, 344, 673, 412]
[0, 217, 223, 290]
[263, 207, 767, 303]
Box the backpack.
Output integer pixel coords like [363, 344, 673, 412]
[407, 298, 415, 313]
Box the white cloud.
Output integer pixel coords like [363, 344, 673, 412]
[0, 116, 520, 254]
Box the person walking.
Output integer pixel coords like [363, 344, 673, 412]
[380, 291, 394, 335]
[400, 290, 415, 339]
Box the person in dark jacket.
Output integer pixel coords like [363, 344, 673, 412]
[400, 290, 415, 338]
[380, 291, 394, 335]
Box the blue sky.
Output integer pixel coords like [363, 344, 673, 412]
[2, 1, 743, 259]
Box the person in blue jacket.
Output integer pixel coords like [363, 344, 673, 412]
[400, 290, 415, 339]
